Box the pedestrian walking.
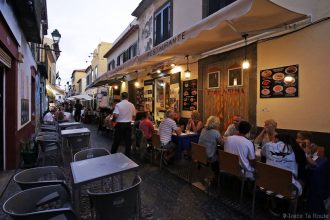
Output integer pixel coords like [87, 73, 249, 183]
[74, 99, 83, 122]
[111, 92, 136, 157]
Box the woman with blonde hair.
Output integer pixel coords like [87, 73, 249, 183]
[198, 116, 222, 178]
[186, 110, 203, 133]
[254, 119, 278, 146]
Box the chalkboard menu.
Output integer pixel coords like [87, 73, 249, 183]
[136, 87, 144, 111]
[182, 79, 197, 111]
[260, 64, 299, 98]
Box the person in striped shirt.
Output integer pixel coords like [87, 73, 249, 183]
[159, 110, 182, 165]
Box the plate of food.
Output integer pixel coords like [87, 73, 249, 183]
[272, 72, 285, 81]
[191, 90, 197, 95]
[285, 65, 297, 74]
[262, 80, 271, 86]
[261, 89, 270, 96]
[273, 85, 283, 93]
[183, 91, 189, 96]
[261, 70, 272, 78]
[285, 87, 296, 94]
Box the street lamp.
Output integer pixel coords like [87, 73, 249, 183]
[51, 29, 61, 44]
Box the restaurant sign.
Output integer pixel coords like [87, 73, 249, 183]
[147, 32, 186, 57]
[260, 64, 299, 98]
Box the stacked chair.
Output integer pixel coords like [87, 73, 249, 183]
[3, 166, 76, 220]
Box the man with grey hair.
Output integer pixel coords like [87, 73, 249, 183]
[159, 109, 182, 165]
[111, 92, 136, 157]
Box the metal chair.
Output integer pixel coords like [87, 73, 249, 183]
[218, 150, 247, 204]
[36, 136, 62, 165]
[88, 175, 142, 220]
[73, 148, 110, 161]
[14, 166, 66, 190]
[2, 184, 76, 220]
[251, 162, 299, 219]
[66, 133, 90, 161]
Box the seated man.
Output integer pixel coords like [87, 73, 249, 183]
[224, 121, 255, 178]
[224, 115, 242, 137]
[139, 111, 154, 144]
[159, 110, 182, 165]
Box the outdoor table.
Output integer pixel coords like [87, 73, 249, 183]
[70, 153, 139, 217]
[172, 132, 200, 159]
[58, 122, 81, 129]
[61, 128, 90, 148]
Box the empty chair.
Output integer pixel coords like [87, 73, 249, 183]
[252, 162, 299, 218]
[88, 175, 142, 220]
[2, 184, 76, 220]
[152, 133, 167, 169]
[74, 148, 110, 161]
[14, 166, 66, 190]
[36, 136, 62, 165]
[218, 150, 247, 203]
[190, 142, 209, 183]
[67, 133, 90, 161]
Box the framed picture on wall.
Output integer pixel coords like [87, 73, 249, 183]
[208, 71, 220, 89]
[228, 67, 243, 87]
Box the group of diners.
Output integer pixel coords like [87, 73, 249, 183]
[200, 115, 325, 199]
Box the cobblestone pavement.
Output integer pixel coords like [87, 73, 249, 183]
[1, 123, 329, 220]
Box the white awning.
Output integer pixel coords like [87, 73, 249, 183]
[88, 0, 307, 88]
[66, 94, 93, 101]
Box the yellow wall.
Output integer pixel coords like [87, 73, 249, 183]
[92, 42, 112, 77]
[257, 20, 330, 132]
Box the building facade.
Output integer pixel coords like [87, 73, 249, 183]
[90, 0, 330, 145]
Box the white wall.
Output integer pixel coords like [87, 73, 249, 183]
[106, 31, 138, 66]
[17, 34, 37, 129]
[172, 0, 202, 35]
[257, 20, 330, 132]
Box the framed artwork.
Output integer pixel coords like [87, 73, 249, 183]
[228, 68, 243, 87]
[208, 71, 220, 89]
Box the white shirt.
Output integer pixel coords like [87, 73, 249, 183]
[224, 135, 255, 175]
[43, 112, 54, 122]
[113, 99, 136, 122]
[159, 118, 178, 145]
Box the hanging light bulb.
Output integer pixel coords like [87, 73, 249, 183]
[134, 81, 139, 87]
[184, 55, 191, 79]
[242, 34, 250, 69]
[113, 85, 118, 90]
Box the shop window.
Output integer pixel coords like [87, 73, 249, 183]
[154, 2, 172, 46]
[203, 0, 237, 18]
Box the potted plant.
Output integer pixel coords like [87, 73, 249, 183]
[20, 138, 38, 167]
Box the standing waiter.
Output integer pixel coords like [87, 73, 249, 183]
[111, 92, 136, 157]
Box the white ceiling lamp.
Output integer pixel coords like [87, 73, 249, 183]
[242, 34, 250, 69]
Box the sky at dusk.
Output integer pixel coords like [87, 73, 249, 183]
[46, 0, 141, 88]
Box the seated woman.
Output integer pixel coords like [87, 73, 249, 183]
[198, 116, 222, 178]
[261, 133, 307, 196]
[186, 110, 203, 133]
[254, 119, 278, 146]
[296, 131, 318, 166]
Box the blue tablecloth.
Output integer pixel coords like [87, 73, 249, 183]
[306, 157, 329, 216]
[172, 133, 200, 159]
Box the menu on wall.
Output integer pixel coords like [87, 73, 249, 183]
[182, 79, 197, 111]
[260, 64, 299, 98]
[136, 87, 144, 111]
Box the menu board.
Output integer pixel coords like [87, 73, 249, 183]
[136, 87, 144, 111]
[182, 79, 197, 111]
[260, 64, 299, 98]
